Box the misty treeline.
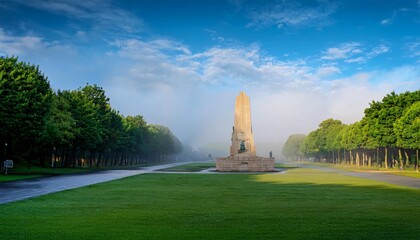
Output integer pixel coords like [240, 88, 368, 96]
[283, 90, 420, 171]
[0, 56, 184, 168]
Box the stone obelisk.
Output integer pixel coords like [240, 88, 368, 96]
[216, 92, 275, 172]
[230, 92, 256, 155]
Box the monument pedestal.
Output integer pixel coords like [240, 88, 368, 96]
[216, 153, 275, 172]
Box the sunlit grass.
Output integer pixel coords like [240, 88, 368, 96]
[306, 161, 420, 178]
[1, 167, 419, 240]
[386, 171, 420, 178]
[253, 168, 410, 188]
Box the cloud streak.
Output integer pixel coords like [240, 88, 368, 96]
[12, 0, 144, 34]
[406, 40, 420, 58]
[246, 0, 338, 29]
[321, 42, 390, 63]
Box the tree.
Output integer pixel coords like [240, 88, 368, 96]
[282, 134, 306, 161]
[394, 101, 420, 171]
[299, 131, 319, 160]
[146, 124, 182, 162]
[0, 56, 53, 165]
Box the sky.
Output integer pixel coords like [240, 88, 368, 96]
[0, 0, 419, 156]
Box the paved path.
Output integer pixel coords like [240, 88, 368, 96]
[0, 162, 190, 205]
[297, 163, 420, 189]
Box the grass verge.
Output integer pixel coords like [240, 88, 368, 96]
[304, 161, 420, 178]
[158, 162, 215, 172]
[1, 168, 419, 239]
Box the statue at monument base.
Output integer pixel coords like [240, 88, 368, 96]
[216, 92, 275, 172]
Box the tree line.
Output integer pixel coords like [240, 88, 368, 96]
[282, 90, 420, 171]
[0, 56, 183, 168]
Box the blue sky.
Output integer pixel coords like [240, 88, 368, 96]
[0, 0, 419, 155]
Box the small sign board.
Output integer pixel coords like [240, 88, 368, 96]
[4, 160, 13, 168]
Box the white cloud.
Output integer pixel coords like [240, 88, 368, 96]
[380, 19, 391, 25]
[321, 42, 362, 60]
[316, 66, 341, 76]
[345, 57, 365, 63]
[322, 42, 390, 63]
[102, 37, 419, 150]
[107, 39, 320, 92]
[246, 0, 338, 29]
[0, 29, 106, 90]
[406, 41, 420, 57]
[380, 8, 411, 26]
[12, 0, 143, 34]
[368, 44, 390, 57]
[0, 28, 74, 56]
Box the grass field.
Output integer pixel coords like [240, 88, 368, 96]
[158, 162, 215, 172]
[1, 165, 419, 239]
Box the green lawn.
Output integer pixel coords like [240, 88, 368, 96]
[1, 167, 419, 239]
[158, 162, 215, 172]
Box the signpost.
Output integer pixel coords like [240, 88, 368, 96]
[4, 160, 13, 175]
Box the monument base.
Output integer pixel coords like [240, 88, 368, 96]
[216, 153, 275, 172]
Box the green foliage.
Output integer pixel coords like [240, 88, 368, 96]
[286, 90, 420, 167]
[282, 134, 306, 160]
[0, 56, 53, 161]
[297, 119, 345, 160]
[0, 57, 182, 167]
[394, 101, 420, 149]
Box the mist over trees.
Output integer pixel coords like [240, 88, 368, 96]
[283, 90, 420, 171]
[1, 56, 183, 168]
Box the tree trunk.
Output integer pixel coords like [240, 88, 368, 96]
[356, 151, 360, 168]
[362, 150, 366, 167]
[343, 149, 346, 165]
[416, 149, 419, 172]
[398, 148, 404, 171]
[404, 150, 409, 168]
[384, 147, 388, 169]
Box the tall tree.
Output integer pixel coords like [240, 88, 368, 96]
[394, 101, 420, 171]
[0, 56, 53, 165]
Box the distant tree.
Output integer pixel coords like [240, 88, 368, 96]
[146, 124, 182, 162]
[123, 115, 148, 162]
[299, 131, 319, 160]
[282, 134, 306, 161]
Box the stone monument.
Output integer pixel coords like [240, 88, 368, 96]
[216, 92, 275, 171]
